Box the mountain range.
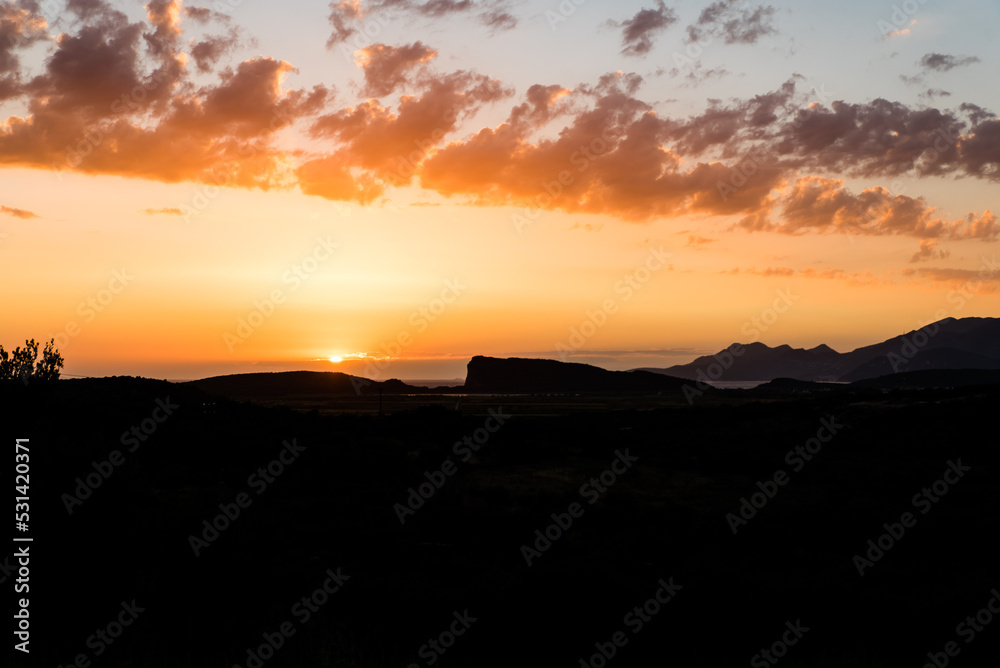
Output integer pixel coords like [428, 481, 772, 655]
[183, 317, 1000, 399]
[639, 317, 1000, 382]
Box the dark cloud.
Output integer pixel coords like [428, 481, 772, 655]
[0, 1, 49, 99]
[687, 0, 778, 45]
[919, 53, 981, 73]
[190, 30, 241, 73]
[610, 1, 678, 57]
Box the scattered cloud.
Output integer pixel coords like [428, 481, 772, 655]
[142, 207, 184, 215]
[610, 1, 678, 57]
[326, 0, 516, 48]
[919, 88, 951, 100]
[918, 53, 980, 73]
[909, 239, 950, 263]
[1, 204, 38, 219]
[686, 0, 779, 45]
[727, 265, 888, 286]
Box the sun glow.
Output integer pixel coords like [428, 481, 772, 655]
[328, 356, 343, 363]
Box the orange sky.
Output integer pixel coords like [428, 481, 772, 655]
[2, 0, 998, 380]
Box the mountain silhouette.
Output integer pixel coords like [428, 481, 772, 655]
[641, 316, 1000, 382]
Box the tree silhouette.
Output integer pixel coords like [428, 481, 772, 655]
[0, 338, 64, 383]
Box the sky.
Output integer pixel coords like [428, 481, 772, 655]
[1, 0, 998, 381]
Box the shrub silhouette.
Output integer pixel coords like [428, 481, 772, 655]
[0, 338, 64, 383]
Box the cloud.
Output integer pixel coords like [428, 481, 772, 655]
[300, 70, 511, 201]
[909, 239, 950, 263]
[480, 9, 516, 32]
[0, 1, 50, 100]
[190, 30, 241, 73]
[686, 0, 778, 45]
[1, 6, 331, 188]
[748, 176, 1000, 242]
[919, 88, 951, 100]
[610, 1, 678, 57]
[142, 207, 184, 215]
[354, 42, 437, 98]
[751, 92, 1000, 181]
[918, 53, 981, 73]
[728, 265, 887, 286]
[667, 62, 732, 87]
[419, 78, 784, 222]
[901, 266, 1000, 294]
[326, 0, 516, 48]
[326, 0, 363, 47]
[686, 234, 715, 247]
[1, 204, 38, 218]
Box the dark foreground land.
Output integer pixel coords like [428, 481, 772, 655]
[4, 378, 999, 667]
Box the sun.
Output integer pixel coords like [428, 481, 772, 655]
[328, 355, 343, 363]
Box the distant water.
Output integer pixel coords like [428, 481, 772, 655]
[704, 380, 850, 389]
[703, 380, 769, 389]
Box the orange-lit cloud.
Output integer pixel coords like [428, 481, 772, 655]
[354, 42, 437, 97]
[1, 204, 38, 218]
[142, 207, 184, 215]
[751, 176, 999, 241]
[0, 1, 997, 240]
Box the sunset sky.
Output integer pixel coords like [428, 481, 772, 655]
[2, 0, 998, 381]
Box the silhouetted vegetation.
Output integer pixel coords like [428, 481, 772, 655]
[0, 337, 63, 383]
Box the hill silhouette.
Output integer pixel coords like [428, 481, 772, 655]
[185, 370, 434, 398]
[464, 355, 688, 392]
